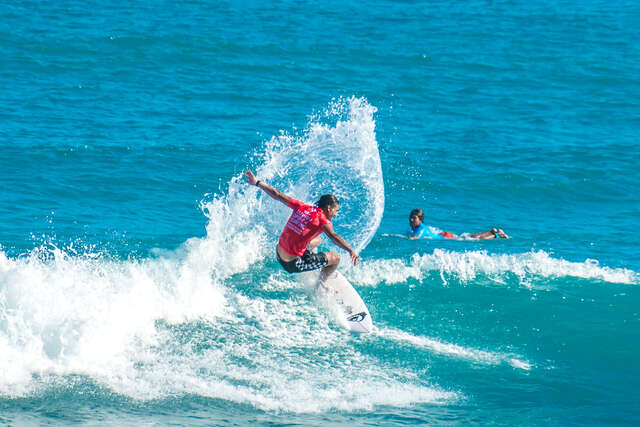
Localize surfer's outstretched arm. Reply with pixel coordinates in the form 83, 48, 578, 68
244, 170, 291, 206
321, 223, 359, 266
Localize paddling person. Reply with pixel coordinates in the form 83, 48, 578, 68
408, 209, 509, 240
244, 170, 359, 280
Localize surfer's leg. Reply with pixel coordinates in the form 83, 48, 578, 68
319, 252, 340, 282
471, 229, 498, 239
497, 228, 509, 238
292, 250, 330, 275
471, 228, 509, 239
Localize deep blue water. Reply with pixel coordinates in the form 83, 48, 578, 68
1, 1, 639, 425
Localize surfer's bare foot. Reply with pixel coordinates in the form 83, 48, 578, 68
316, 280, 330, 293
319, 268, 337, 283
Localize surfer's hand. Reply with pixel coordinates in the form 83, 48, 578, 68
244, 170, 257, 185
349, 250, 359, 266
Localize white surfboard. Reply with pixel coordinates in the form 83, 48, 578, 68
315, 271, 373, 334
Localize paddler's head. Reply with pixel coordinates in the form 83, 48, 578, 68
316, 194, 340, 219
409, 209, 424, 228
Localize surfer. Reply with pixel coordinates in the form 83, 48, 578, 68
244, 170, 359, 280
408, 209, 509, 240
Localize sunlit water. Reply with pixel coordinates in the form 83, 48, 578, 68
1, 1, 639, 425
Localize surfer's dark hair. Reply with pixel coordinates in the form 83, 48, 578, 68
410, 209, 424, 221
315, 194, 339, 209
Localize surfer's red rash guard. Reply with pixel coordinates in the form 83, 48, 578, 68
278, 199, 330, 257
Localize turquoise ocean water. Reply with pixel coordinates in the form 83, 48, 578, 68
1, 1, 639, 425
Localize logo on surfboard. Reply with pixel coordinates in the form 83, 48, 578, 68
347, 312, 368, 323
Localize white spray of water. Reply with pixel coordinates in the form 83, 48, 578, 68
248, 96, 384, 254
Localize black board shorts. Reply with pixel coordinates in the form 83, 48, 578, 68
276, 247, 328, 273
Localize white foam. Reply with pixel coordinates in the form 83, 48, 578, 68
126, 287, 458, 412
0, 245, 228, 394
350, 249, 639, 287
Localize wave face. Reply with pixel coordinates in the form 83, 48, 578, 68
0, 98, 433, 414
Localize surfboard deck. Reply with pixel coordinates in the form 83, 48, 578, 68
315, 271, 373, 334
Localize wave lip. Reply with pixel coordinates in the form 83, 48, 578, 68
351, 249, 640, 287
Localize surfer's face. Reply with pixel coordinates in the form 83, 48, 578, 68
325, 204, 339, 219
409, 214, 422, 228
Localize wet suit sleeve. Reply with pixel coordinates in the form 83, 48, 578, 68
410, 224, 444, 239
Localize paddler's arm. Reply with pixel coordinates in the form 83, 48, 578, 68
244, 169, 291, 206
321, 223, 359, 266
